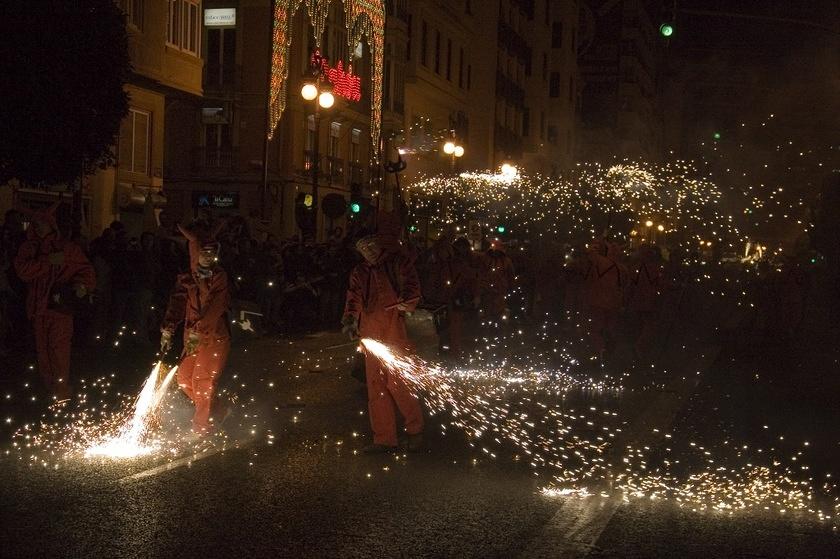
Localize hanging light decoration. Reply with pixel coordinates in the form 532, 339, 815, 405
267, 0, 385, 163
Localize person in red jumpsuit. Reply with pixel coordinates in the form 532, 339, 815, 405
161, 234, 231, 437
480, 240, 515, 322
14, 204, 95, 400
420, 237, 455, 353
448, 238, 479, 356
628, 244, 664, 358
342, 233, 424, 453
584, 237, 626, 360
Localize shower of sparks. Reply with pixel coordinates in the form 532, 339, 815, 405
360, 338, 839, 524
8, 361, 190, 464
85, 362, 178, 459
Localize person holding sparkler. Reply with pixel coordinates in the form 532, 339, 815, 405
480, 239, 515, 322
342, 233, 424, 453
14, 203, 95, 400
584, 237, 627, 361
161, 227, 231, 438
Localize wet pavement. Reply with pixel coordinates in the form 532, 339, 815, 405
1, 312, 839, 558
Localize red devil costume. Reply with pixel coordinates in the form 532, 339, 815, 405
343, 233, 424, 451
480, 240, 515, 321
628, 245, 664, 356
14, 205, 95, 399
584, 238, 626, 356
162, 224, 231, 434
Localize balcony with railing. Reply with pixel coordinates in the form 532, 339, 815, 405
497, 20, 532, 68
349, 162, 364, 185
496, 70, 526, 109
193, 147, 238, 172
327, 156, 345, 186
494, 124, 523, 158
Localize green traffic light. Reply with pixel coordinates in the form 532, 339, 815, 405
659, 23, 674, 37
350, 202, 361, 213
713, 132, 721, 140
496, 225, 506, 233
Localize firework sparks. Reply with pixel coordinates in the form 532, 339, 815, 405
359, 337, 838, 524
85, 362, 178, 459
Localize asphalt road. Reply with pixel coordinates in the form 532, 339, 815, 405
1, 313, 839, 558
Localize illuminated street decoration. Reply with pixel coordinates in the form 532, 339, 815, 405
268, 0, 384, 157
311, 49, 362, 102
408, 162, 744, 251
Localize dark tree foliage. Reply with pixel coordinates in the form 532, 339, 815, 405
0, 0, 131, 186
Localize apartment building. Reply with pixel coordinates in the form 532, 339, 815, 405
85, 0, 205, 235
576, 0, 664, 162
162, 0, 394, 241
398, 0, 579, 179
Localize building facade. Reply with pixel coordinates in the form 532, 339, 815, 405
162, 0, 391, 241
576, 0, 664, 162
0, 0, 204, 237
93, 0, 204, 236
397, 0, 580, 181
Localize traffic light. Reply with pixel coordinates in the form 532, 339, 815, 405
349, 182, 364, 218
496, 225, 506, 234
659, 23, 674, 37
713, 131, 722, 140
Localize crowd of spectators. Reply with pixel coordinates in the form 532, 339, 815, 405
0, 206, 363, 355
0, 203, 820, 362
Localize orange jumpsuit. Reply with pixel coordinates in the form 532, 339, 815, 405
629, 254, 664, 355
585, 245, 625, 354
163, 268, 231, 432
480, 250, 515, 320
14, 212, 95, 398
344, 249, 423, 447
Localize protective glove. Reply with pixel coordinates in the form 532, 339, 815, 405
185, 331, 201, 355
160, 330, 173, 354
341, 315, 359, 340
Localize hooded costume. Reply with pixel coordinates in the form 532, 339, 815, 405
343, 232, 423, 448
14, 204, 95, 398
480, 240, 515, 320
162, 223, 231, 433
584, 238, 626, 355
628, 245, 664, 356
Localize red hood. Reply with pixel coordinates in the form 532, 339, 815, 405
25, 205, 60, 241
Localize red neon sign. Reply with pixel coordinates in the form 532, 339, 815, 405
311, 49, 362, 103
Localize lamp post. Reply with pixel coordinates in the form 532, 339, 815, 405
300, 79, 335, 239
441, 140, 464, 226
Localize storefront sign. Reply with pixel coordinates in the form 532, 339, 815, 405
192, 191, 239, 209
311, 50, 362, 103
204, 8, 236, 27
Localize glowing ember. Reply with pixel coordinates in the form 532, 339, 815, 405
360, 337, 839, 524
85, 362, 178, 459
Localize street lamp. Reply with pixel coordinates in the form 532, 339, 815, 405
301, 78, 335, 240
318, 90, 335, 109
500, 163, 518, 179
441, 139, 465, 226
301, 82, 318, 101
442, 140, 464, 162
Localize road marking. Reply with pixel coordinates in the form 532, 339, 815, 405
118, 438, 254, 484
519, 346, 720, 557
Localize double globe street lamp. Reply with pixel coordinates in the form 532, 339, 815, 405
300, 79, 335, 238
